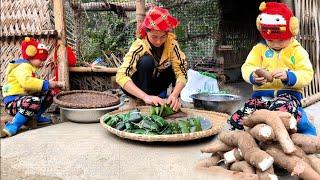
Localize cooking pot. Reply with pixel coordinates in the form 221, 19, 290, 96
190, 93, 241, 114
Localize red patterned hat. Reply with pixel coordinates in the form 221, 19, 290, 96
256, 2, 299, 40
137, 6, 179, 38
21, 37, 49, 61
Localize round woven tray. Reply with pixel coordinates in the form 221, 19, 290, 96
100, 106, 229, 142
54, 90, 120, 109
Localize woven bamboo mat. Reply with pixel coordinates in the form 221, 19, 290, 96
100, 106, 229, 142
0, 0, 53, 37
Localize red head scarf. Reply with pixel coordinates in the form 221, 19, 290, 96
136, 6, 179, 39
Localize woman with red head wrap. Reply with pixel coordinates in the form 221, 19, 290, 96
116, 6, 187, 111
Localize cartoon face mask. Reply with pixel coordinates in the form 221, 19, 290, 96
256, 2, 299, 40
21, 37, 49, 61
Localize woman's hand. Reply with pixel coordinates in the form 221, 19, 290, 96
167, 94, 180, 111
142, 95, 165, 106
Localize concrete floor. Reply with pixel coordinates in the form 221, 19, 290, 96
1, 83, 319, 180
1, 122, 231, 180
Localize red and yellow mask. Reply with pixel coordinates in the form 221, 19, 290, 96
21, 37, 48, 61
256, 2, 299, 40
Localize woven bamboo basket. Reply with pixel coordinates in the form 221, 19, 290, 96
100, 106, 229, 142
69, 72, 115, 91
54, 90, 120, 109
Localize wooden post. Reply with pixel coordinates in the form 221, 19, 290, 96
135, 0, 146, 30
74, 8, 81, 61
53, 0, 70, 90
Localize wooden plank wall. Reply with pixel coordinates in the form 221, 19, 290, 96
0, 0, 76, 87
294, 0, 320, 106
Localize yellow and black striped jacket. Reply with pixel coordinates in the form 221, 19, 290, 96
116, 32, 187, 88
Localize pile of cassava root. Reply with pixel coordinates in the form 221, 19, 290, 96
197, 109, 320, 180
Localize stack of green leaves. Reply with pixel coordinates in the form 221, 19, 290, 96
104, 106, 203, 135
149, 104, 175, 117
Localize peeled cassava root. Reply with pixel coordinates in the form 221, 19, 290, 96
198, 132, 320, 179
264, 143, 311, 166
244, 110, 297, 132
200, 139, 232, 153
196, 153, 258, 180
249, 124, 275, 142
266, 146, 320, 180
278, 113, 297, 133
197, 109, 320, 179
307, 155, 320, 174
243, 109, 296, 154
230, 161, 255, 174
198, 165, 258, 180
196, 154, 221, 168
290, 133, 320, 154
256, 166, 278, 180
219, 130, 274, 171
255, 68, 273, 82
223, 148, 243, 164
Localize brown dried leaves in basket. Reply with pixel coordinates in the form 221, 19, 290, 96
54, 90, 120, 109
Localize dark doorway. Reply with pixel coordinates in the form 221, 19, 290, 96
217, 0, 280, 82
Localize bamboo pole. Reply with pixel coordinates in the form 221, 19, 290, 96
79, 2, 135, 11
71, 2, 153, 12
53, 0, 70, 90
69, 66, 118, 73
313, 0, 320, 94
135, 0, 146, 30
294, 0, 320, 104
74, 8, 81, 61
302, 92, 320, 107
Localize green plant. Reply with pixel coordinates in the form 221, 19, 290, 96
80, 11, 136, 64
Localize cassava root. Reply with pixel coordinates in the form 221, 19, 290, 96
249, 124, 275, 142
291, 133, 320, 154
266, 146, 320, 179
219, 130, 274, 171
243, 109, 296, 154
223, 148, 243, 164
200, 139, 232, 153
230, 161, 255, 174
